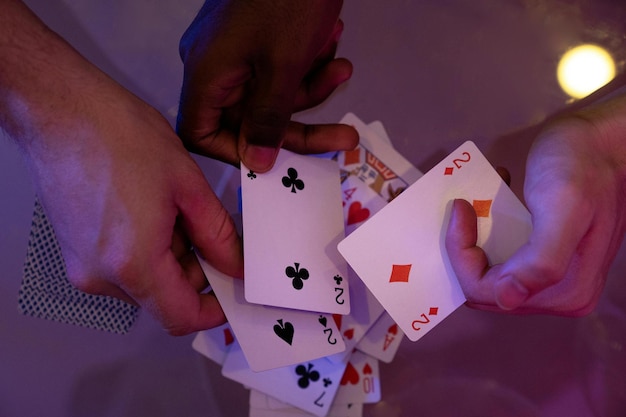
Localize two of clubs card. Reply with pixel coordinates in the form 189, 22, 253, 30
192, 114, 417, 417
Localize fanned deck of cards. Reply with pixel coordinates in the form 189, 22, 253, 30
191, 114, 532, 416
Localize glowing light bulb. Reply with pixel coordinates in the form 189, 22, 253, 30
557, 44, 615, 99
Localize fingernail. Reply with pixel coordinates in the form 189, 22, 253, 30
243, 145, 278, 172
495, 275, 529, 310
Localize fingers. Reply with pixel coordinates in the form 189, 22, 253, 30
282, 121, 358, 156
177, 175, 244, 280
143, 253, 227, 336
238, 64, 303, 172
446, 192, 594, 313
445, 199, 499, 307
176, 67, 248, 163
493, 190, 591, 310
293, 58, 353, 112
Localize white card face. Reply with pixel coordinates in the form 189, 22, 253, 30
222, 340, 347, 417
334, 350, 381, 404
338, 141, 532, 342
355, 311, 404, 364
366, 120, 391, 145
341, 176, 388, 236
249, 390, 364, 417
197, 255, 345, 372
191, 323, 236, 366
326, 273, 385, 364
241, 149, 350, 315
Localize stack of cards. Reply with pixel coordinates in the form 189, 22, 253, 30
193, 115, 420, 416
192, 113, 533, 416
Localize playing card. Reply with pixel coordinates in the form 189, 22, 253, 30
196, 254, 346, 372
191, 322, 236, 365
355, 312, 404, 364
338, 141, 532, 342
326, 274, 385, 364
222, 340, 348, 417
334, 350, 381, 404
366, 120, 391, 145
341, 175, 387, 236
339, 113, 422, 202
241, 149, 350, 315
249, 390, 364, 417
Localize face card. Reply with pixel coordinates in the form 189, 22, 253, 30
196, 254, 345, 372
339, 113, 423, 202
338, 141, 532, 342
334, 350, 381, 404
191, 322, 236, 366
355, 311, 404, 364
222, 340, 348, 417
241, 149, 350, 315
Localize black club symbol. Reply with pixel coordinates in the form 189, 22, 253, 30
295, 363, 320, 389
323, 378, 332, 387
247, 170, 257, 180
333, 275, 343, 285
282, 167, 304, 193
286, 263, 309, 290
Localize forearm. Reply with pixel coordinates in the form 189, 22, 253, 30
0, 0, 126, 155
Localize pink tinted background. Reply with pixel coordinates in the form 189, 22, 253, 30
1, 1, 625, 416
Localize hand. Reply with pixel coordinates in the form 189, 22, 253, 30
30, 92, 242, 335
177, 0, 358, 172
2, 1, 242, 335
445, 92, 626, 316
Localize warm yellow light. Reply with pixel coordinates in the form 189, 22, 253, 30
557, 44, 615, 99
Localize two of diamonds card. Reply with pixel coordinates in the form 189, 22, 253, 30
241, 150, 350, 315
338, 141, 532, 342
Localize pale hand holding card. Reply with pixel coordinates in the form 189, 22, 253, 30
222, 340, 347, 417
241, 149, 350, 315
338, 141, 532, 342
197, 254, 345, 372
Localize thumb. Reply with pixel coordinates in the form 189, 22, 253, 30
238, 66, 302, 172
494, 194, 590, 310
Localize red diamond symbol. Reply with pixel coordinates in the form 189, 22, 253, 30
429, 307, 439, 316
444, 167, 453, 176
389, 264, 412, 283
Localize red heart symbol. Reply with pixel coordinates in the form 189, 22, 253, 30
343, 328, 354, 340
340, 362, 359, 385
347, 201, 370, 225
332, 314, 342, 330
223, 328, 235, 346
362, 363, 373, 375
387, 324, 398, 335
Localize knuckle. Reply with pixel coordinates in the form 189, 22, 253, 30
246, 106, 288, 146
528, 258, 566, 287
65, 268, 104, 296
206, 207, 238, 246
